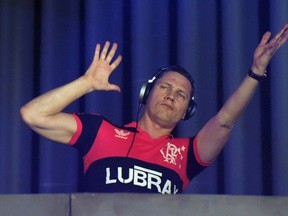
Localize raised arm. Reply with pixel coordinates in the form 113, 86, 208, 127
20, 42, 122, 144
196, 24, 288, 163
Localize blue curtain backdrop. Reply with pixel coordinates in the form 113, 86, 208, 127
0, 0, 287, 195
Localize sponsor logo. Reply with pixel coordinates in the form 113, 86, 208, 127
160, 142, 185, 168
106, 165, 179, 194
114, 128, 130, 139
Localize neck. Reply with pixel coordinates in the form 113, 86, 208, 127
138, 115, 174, 139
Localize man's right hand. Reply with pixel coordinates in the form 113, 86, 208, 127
83, 41, 122, 92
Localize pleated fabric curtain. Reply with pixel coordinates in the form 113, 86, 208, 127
0, 0, 287, 195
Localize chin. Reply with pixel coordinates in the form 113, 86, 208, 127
155, 115, 178, 128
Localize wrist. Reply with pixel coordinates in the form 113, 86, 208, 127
247, 69, 267, 82
79, 76, 95, 93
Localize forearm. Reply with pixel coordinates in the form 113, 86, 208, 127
196, 74, 260, 163
217, 74, 259, 128
21, 76, 93, 121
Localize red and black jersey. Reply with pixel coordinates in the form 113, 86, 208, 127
68, 113, 209, 194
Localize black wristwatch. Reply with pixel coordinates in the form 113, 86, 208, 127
247, 69, 267, 82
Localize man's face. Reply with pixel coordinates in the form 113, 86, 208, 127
145, 71, 192, 128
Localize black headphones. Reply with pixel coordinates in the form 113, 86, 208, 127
139, 66, 197, 120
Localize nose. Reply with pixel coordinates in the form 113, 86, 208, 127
165, 93, 174, 101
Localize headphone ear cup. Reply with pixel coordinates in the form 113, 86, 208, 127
139, 82, 152, 104
184, 100, 197, 120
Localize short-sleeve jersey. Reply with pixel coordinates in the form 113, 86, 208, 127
68, 113, 209, 194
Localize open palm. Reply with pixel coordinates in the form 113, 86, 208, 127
252, 24, 288, 74
84, 41, 122, 92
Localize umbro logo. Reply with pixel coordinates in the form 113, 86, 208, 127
114, 129, 130, 140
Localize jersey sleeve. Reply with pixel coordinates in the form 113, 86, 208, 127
186, 135, 211, 181
69, 113, 104, 156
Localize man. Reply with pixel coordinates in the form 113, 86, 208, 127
21, 24, 288, 194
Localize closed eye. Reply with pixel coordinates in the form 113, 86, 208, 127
177, 91, 187, 100
160, 84, 170, 90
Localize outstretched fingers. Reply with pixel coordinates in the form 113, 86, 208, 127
275, 24, 288, 47
110, 55, 122, 70
108, 83, 121, 92
274, 24, 288, 42
253, 24, 288, 72
105, 43, 118, 62
259, 31, 272, 46
267, 24, 288, 51
86, 41, 123, 92
100, 41, 110, 60
94, 41, 121, 67
93, 44, 101, 62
